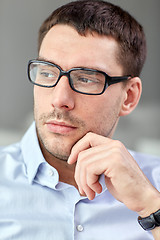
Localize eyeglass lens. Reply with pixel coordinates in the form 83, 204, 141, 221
29, 62, 106, 94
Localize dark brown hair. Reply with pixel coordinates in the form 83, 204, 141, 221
38, 0, 146, 77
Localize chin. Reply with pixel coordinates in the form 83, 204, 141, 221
37, 124, 87, 161
47, 149, 69, 161
39, 136, 73, 161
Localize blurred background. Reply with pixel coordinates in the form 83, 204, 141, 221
0, 0, 160, 156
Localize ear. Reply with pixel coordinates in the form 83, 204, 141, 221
119, 77, 142, 116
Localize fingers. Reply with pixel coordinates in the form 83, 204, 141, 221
68, 132, 111, 164
68, 132, 114, 200
72, 143, 111, 200
75, 149, 103, 199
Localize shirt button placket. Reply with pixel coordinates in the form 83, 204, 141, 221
76, 224, 84, 232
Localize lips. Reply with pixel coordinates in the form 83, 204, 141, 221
45, 120, 77, 134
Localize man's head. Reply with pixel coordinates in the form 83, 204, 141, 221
38, 0, 146, 77
30, 0, 145, 162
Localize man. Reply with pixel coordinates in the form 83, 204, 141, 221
0, 0, 160, 239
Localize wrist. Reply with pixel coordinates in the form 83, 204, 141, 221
137, 190, 160, 231
137, 190, 160, 218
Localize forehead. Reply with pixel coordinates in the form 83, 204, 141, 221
39, 24, 123, 75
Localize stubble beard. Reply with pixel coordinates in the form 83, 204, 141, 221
37, 130, 70, 161
35, 109, 86, 162
34, 103, 120, 162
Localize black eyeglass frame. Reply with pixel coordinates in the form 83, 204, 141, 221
27, 59, 131, 95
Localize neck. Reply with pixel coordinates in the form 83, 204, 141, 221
41, 146, 78, 189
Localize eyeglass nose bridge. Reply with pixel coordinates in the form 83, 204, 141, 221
56, 69, 73, 88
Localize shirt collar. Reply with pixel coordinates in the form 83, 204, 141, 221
21, 122, 45, 184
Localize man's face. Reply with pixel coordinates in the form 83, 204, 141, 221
34, 24, 125, 161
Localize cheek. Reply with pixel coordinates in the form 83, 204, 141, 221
34, 88, 50, 114
80, 94, 122, 136
77, 97, 106, 128
34, 89, 41, 116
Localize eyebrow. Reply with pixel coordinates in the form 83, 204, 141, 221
37, 56, 110, 75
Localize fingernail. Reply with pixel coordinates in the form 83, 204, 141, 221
67, 156, 71, 164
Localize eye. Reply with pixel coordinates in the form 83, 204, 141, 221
73, 72, 100, 84
77, 77, 95, 83
40, 71, 55, 78
35, 65, 59, 86
38, 67, 58, 78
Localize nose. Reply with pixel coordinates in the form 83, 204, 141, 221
51, 76, 75, 110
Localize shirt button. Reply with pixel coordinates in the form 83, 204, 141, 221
48, 169, 54, 177
77, 224, 84, 232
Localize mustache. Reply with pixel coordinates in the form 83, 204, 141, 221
39, 110, 85, 127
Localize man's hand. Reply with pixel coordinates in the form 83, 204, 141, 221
68, 132, 160, 218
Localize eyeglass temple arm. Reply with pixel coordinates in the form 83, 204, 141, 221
108, 76, 131, 86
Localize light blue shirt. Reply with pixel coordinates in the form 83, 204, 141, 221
0, 122, 160, 240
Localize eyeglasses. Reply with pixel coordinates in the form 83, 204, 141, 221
27, 60, 130, 95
